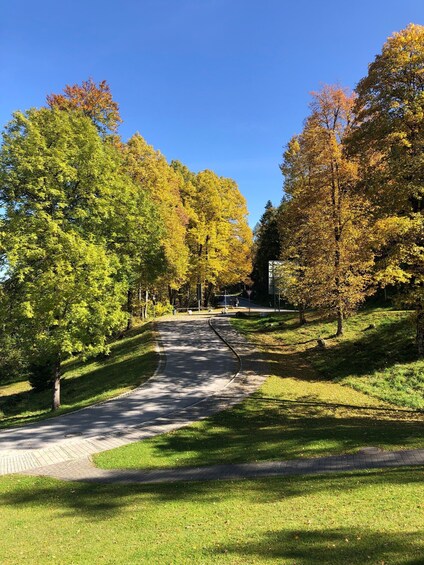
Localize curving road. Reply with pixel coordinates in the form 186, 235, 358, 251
0, 316, 264, 475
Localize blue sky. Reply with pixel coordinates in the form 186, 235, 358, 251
1, 0, 423, 227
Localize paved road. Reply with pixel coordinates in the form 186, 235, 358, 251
0, 316, 266, 475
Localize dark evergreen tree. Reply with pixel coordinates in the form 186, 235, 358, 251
251, 201, 281, 298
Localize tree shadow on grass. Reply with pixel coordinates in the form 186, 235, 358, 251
1, 468, 423, 521
237, 311, 418, 379
308, 316, 418, 381
131, 396, 424, 469
89, 330, 423, 471
213, 526, 424, 565
2, 471, 422, 564
238, 312, 327, 335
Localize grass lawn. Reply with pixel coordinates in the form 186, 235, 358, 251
1, 469, 423, 564
95, 307, 423, 471
0, 322, 158, 428
239, 308, 424, 409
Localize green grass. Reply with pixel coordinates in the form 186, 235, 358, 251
95, 307, 423, 471
0, 322, 158, 428
0, 469, 423, 564
235, 308, 424, 409
95, 374, 423, 470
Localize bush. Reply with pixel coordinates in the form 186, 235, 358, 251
151, 302, 173, 317
0, 334, 29, 385
28, 358, 56, 392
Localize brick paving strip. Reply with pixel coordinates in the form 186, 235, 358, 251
2, 313, 423, 481
21, 446, 424, 483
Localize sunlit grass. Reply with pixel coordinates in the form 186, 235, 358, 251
236, 308, 424, 409
0, 469, 423, 564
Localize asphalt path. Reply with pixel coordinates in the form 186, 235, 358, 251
0, 317, 237, 453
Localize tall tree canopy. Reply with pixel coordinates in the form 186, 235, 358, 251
0, 108, 133, 407
0, 78, 255, 411
348, 23, 424, 354
280, 86, 374, 335
172, 163, 252, 305
123, 134, 189, 300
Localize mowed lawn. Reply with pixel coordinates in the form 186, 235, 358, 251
0, 322, 158, 428
95, 308, 424, 471
248, 307, 424, 409
1, 469, 423, 564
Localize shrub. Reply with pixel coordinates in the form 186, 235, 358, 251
0, 334, 29, 385
28, 358, 56, 392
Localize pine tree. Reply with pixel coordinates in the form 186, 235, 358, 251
251, 201, 281, 299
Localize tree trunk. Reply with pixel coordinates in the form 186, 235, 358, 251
168, 285, 176, 306
336, 307, 343, 337
417, 308, 424, 357
126, 289, 134, 330
52, 360, 61, 411
299, 305, 307, 325
205, 282, 214, 307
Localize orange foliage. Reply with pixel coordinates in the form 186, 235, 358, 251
47, 78, 122, 133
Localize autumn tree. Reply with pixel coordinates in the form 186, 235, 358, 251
172, 164, 252, 306
348, 24, 424, 354
47, 78, 122, 135
277, 158, 319, 325
280, 86, 374, 335
215, 176, 252, 290
123, 134, 189, 308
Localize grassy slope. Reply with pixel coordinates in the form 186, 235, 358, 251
1, 469, 423, 564
0, 322, 158, 428
95, 308, 423, 471
253, 308, 424, 409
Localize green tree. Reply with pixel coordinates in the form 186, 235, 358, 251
47, 82, 165, 324
2, 230, 126, 409
0, 108, 131, 408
